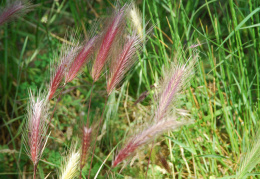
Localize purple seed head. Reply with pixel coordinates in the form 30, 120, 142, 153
91, 6, 126, 82
65, 36, 97, 83
48, 39, 81, 100
107, 33, 141, 95
154, 53, 198, 122
23, 89, 49, 166
113, 119, 188, 167
0, 0, 33, 26
80, 126, 92, 169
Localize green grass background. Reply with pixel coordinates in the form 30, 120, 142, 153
0, 0, 260, 178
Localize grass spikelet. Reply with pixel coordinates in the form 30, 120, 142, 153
236, 128, 260, 179
23, 89, 49, 178
158, 153, 171, 173
48, 35, 81, 100
154, 52, 198, 122
80, 126, 92, 170
0, 0, 33, 26
107, 33, 142, 95
128, 3, 143, 40
65, 36, 97, 83
91, 5, 126, 82
59, 143, 80, 179
23, 89, 48, 165
112, 119, 190, 167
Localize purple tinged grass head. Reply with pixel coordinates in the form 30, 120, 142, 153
0, 0, 33, 26
107, 33, 142, 95
158, 154, 171, 174
113, 119, 189, 167
113, 51, 198, 167
91, 6, 126, 82
80, 126, 92, 170
154, 53, 198, 122
65, 36, 97, 83
48, 38, 81, 100
23, 89, 49, 166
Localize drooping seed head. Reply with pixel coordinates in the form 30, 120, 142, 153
91, 6, 126, 82
0, 0, 33, 26
154, 53, 198, 122
48, 37, 81, 100
65, 36, 97, 83
113, 119, 189, 167
107, 33, 142, 95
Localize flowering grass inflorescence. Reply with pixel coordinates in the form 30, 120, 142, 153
23, 90, 49, 179
0, 0, 33, 26
113, 52, 198, 167
59, 143, 80, 179
155, 53, 198, 122
107, 33, 142, 95
65, 36, 97, 83
21, 1, 177, 177
48, 39, 81, 100
80, 126, 92, 170
91, 6, 126, 82
113, 119, 190, 167
24, 90, 48, 165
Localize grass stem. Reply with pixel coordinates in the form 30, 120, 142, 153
88, 97, 108, 179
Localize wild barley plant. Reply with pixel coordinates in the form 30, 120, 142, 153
52, 3, 147, 178
22, 2, 150, 178
59, 143, 81, 179
48, 36, 82, 100
91, 6, 126, 82
85, 4, 145, 178
113, 52, 198, 168
112, 119, 191, 167
65, 36, 97, 83
49, 34, 98, 179
46, 31, 97, 132
23, 90, 49, 179
79, 125, 93, 178
22, 31, 95, 178
129, 4, 143, 40
236, 127, 260, 179
0, 0, 33, 26
155, 54, 198, 122
107, 33, 142, 95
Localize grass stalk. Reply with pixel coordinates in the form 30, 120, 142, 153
79, 81, 94, 179
88, 97, 108, 179
46, 84, 66, 134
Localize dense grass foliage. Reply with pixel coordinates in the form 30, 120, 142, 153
0, 0, 260, 178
